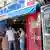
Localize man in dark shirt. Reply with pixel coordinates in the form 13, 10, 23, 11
15, 29, 20, 50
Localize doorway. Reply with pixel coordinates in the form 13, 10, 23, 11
7, 16, 26, 50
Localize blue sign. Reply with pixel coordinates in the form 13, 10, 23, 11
0, 0, 25, 15
0, 0, 37, 18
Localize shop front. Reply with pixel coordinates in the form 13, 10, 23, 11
0, 1, 38, 50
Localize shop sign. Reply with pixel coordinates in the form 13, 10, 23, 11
25, 0, 36, 7
0, 0, 25, 15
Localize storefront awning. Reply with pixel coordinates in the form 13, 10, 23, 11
0, 2, 38, 20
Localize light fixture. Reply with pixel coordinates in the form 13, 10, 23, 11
13, 19, 16, 22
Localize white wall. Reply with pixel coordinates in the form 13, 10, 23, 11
0, 0, 4, 7
0, 0, 17, 7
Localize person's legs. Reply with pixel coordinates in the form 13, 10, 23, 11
20, 39, 25, 50
12, 41, 16, 50
8, 41, 12, 50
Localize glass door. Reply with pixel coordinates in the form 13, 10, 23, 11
41, 4, 50, 50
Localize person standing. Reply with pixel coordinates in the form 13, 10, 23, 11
19, 28, 25, 50
15, 29, 20, 50
5, 26, 16, 50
